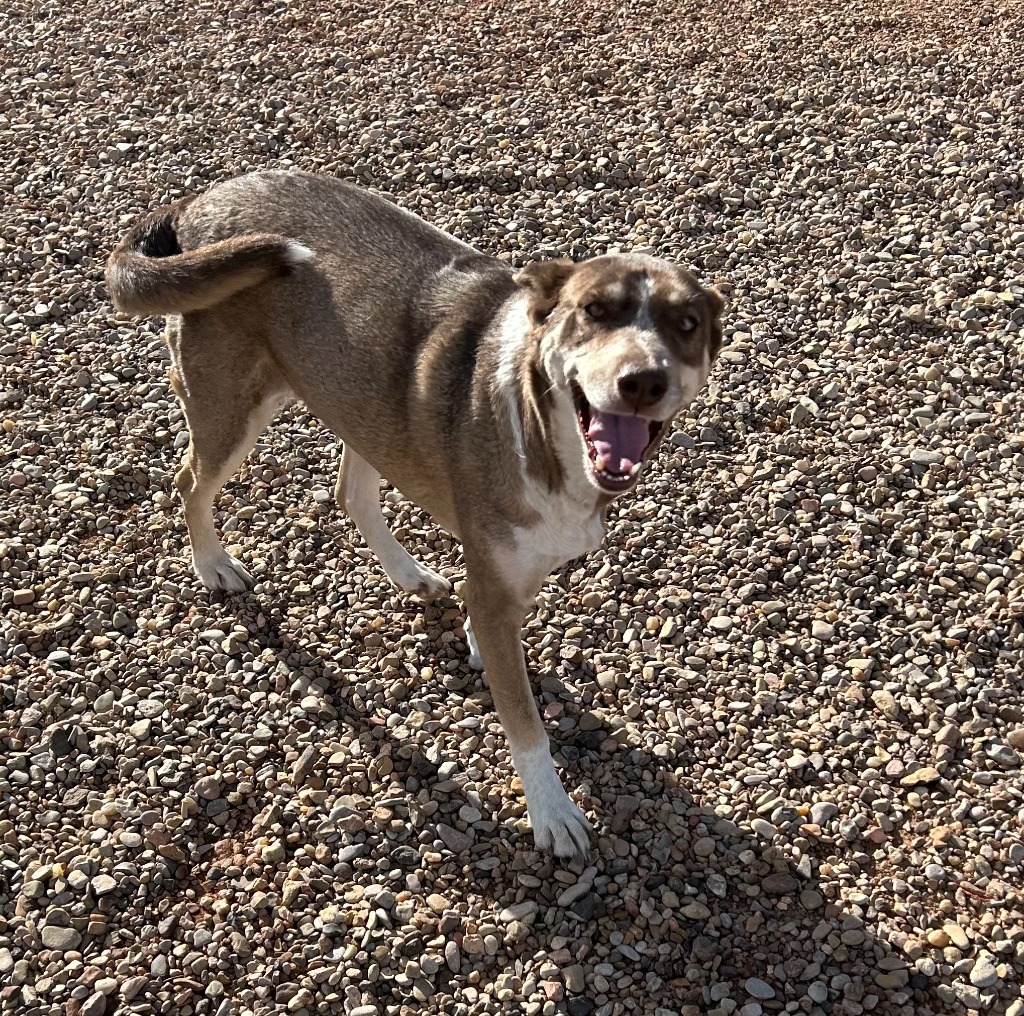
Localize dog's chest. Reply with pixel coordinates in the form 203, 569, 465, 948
512, 480, 605, 575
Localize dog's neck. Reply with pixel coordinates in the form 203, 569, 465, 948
495, 303, 609, 515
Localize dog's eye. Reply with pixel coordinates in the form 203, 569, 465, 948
678, 314, 699, 333
583, 302, 606, 320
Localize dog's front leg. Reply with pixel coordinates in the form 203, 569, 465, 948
463, 552, 592, 858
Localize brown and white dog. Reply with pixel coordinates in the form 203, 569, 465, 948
106, 172, 724, 856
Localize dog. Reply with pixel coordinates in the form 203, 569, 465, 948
106, 171, 724, 856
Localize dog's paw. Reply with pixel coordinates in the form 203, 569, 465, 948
393, 563, 451, 601
516, 744, 593, 857
194, 551, 254, 594
529, 792, 593, 858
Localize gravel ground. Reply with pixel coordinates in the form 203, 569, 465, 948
2, 1, 1024, 1014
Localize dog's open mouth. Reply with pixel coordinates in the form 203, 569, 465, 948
572, 383, 667, 493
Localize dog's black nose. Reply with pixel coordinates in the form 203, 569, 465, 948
618, 368, 668, 410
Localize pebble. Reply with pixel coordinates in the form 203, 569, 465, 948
91, 874, 117, 895
499, 901, 538, 923
944, 922, 971, 950
40, 926, 81, 951
80, 992, 108, 1016
761, 873, 798, 894
871, 689, 900, 720
436, 824, 474, 853
195, 776, 222, 799
744, 978, 775, 1000
970, 953, 999, 988
807, 982, 828, 1004
900, 767, 941, 787
985, 741, 1021, 768
809, 802, 838, 825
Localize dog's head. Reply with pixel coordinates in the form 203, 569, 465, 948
514, 253, 724, 495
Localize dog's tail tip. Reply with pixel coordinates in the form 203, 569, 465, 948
284, 240, 315, 265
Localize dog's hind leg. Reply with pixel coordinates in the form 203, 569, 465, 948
169, 325, 286, 593
338, 447, 451, 600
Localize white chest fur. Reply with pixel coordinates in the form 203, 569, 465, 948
514, 482, 605, 571
503, 404, 606, 592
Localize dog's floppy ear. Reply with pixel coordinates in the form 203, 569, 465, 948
703, 285, 726, 359
513, 259, 576, 324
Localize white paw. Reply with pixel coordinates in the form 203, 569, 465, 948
465, 617, 483, 670
529, 789, 593, 858
194, 550, 254, 593
514, 743, 592, 857
391, 562, 451, 600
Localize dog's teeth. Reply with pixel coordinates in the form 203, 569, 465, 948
594, 454, 607, 472
629, 463, 642, 477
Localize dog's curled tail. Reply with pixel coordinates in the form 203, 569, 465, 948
105, 200, 314, 317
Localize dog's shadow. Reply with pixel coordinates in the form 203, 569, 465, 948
167, 588, 951, 1016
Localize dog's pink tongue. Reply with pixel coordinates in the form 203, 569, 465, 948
587, 411, 649, 474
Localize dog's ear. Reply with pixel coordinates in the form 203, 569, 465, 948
513, 259, 576, 324
703, 285, 726, 360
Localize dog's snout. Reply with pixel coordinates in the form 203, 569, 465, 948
617, 368, 668, 411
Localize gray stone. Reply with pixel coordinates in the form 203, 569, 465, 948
744, 977, 775, 1000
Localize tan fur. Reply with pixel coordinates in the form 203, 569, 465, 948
107, 171, 724, 857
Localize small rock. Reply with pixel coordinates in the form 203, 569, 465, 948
692, 836, 716, 857
261, 840, 286, 864
800, 889, 823, 909
292, 743, 321, 783
91, 874, 117, 895
970, 953, 999, 988
985, 741, 1020, 768
952, 982, 984, 1009
120, 976, 148, 1001
499, 900, 538, 923
809, 802, 838, 825
900, 767, 940, 787
811, 620, 834, 640
807, 982, 828, 1003
610, 794, 643, 833
871, 689, 900, 720
129, 718, 151, 739
744, 977, 775, 1000
943, 922, 970, 950
195, 776, 221, 800
761, 873, 798, 894
41, 926, 82, 951
436, 823, 474, 853
80, 991, 108, 1016
563, 964, 585, 993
